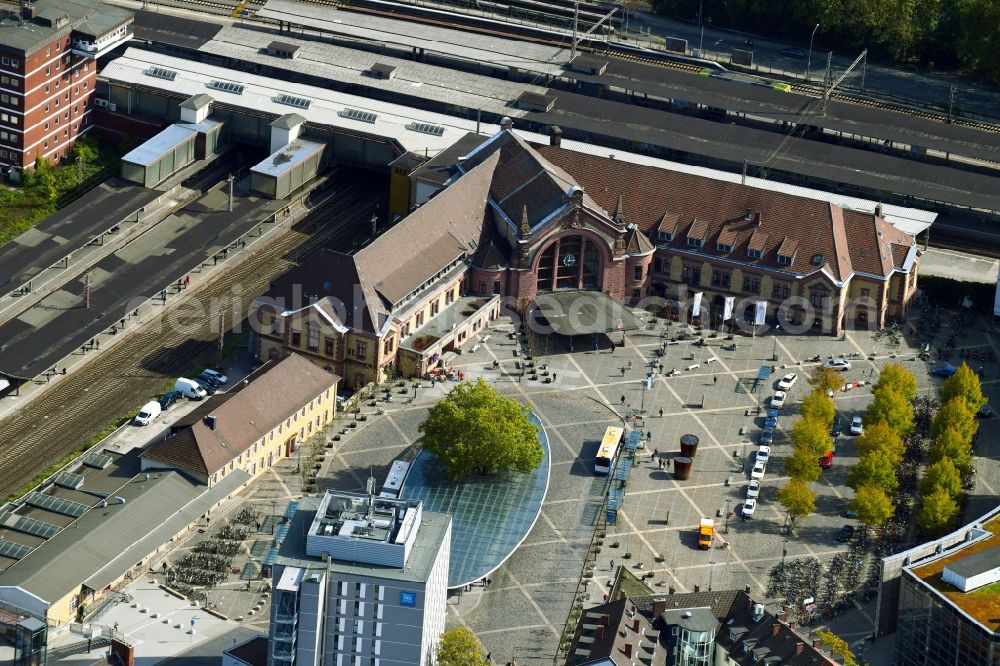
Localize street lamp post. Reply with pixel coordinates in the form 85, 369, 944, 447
782, 537, 788, 565
708, 557, 716, 591
697, 0, 704, 56
271, 499, 277, 536
771, 325, 781, 362
724, 499, 731, 534
806, 23, 819, 81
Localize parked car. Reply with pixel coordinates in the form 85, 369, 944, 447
836, 525, 856, 543
133, 401, 162, 426
931, 364, 957, 377
764, 414, 778, 429
201, 368, 229, 384
742, 498, 757, 518
777, 373, 798, 391
760, 426, 775, 446
781, 47, 806, 58
747, 479, 760, 498
757, 445, 771, 465
159, 390, 181, 411
824, 359, 852, 371
174, 377, 207, 400
819, 452, 834, 469
751, 461, 766, 480
850, 415, 864, 435
195, 372, 223, 388
831, 413, 844, 437
844, 508, 859, 519
193, 377, 217, 395
978, 404, 993, 418
770, 391, 787, 409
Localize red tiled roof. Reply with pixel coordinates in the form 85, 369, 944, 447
533, 143, 915, 283
687, 217, 708, 240
717, 224, 739, 248
747, 228, 769, 252
657, 211, 681, 236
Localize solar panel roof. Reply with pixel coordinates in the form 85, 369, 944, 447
25, 491, 89, 518
400, 412, 550, 588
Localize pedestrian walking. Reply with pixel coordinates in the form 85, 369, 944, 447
552, 372, 557, 381
658, 408, 663, 418
610, 559, 615, 570
713, 375, 718, 385
486, 654, 492, 662
621, 395, 626, 405
647, 430, 652, 441
113, 623, 118, 632
659, 363, 664, 374
621, 367, 626, 377
628, 360, 633, 370
653, 448, 658, 458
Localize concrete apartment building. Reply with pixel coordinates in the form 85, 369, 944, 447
269, 490, 451, 666
141, 353, 339, 486
256, 128, 921, 384
0, 0, 133, 176
878, 505, 1000, 666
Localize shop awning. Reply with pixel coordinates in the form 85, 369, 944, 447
531, 291, 645, 336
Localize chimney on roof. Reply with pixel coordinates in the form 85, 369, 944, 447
550, 125, 563, 147
668, 587, 675, 595
206, 415, 218, 430
500, 117, 513, 131
788, 622, 796, 630
744, 207, 753, 221
777, 612, 787, 622
875, 203, 883, 218
601, 614, 610, 627
623, 644, 633, 659
754, 211, 762, 226
813, 639, 822, 649
595, 625, 605, 640
694, 585, 700, 593
744, 585, 751, 594
633, 618, 640, 632
772, 623, 781, 637
795, 643, 805, 656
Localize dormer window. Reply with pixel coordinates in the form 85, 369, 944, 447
687, 237, 703, 248
658, 231, 673, 242
716, 243, 733, 253
777, 254, 792, 265
748, 248, 763, 260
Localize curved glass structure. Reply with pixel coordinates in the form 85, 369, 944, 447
400, 412, 550, 588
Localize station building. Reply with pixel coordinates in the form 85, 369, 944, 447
0, 0, 133, 175
141, 353, 339, 486
256, 127, 924, 385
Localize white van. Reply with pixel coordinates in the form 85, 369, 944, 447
134, 401, 162, 426
174, 377, 208, 400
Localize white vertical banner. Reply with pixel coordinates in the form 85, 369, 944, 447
723, 296, 735, 321
692, 292, 703, 317
754, 300, 768, 326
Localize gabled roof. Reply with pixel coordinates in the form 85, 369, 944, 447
354, 150, 501, 306
179, 93, 213, 110
533, 143, 916, 283
716, 224, 739, 248
565, 598, 657, 666
142, 354, 338, 479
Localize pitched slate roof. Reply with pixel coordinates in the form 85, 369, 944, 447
142, 354, 338, 479
533, 144, 916, 284
623, 224, 655, 256
565, 598, 658, 666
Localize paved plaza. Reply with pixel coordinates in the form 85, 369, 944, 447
51, 308, 1000, 666
324, 309, 1000, 664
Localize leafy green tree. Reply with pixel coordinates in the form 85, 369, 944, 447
931, 398, 977, 445
947, 0, 1000, 83
855, 421, 905, 468
940, 363, 987, 414
419, 379, 542, 482
437, 628, 487, 666
917, 487, 960, 535
919, 459, 962, 499
800, 390, 835, 429
851, 482, 894, 530
809, 366, 842, 395
847, 455, 899, 496
874, 363, 917, 402
783, 446, 822, 483
70, 135, 99, 165
790, 416, 832, 458
815, 629, 859, 666
864, 386, 914, 436
29, 157, 57, 205
777, 478, 816, 533
927, 426, 973, 475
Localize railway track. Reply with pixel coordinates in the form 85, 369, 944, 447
0, 170, 382, 500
